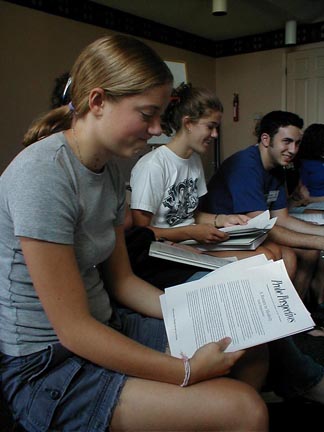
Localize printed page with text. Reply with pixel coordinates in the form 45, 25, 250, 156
160, 258, 314, 358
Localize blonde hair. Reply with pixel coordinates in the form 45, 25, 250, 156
23, 34, 173, 147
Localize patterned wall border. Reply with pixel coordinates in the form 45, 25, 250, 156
4, 0, 324, 58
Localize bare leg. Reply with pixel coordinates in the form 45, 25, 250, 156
292, 248, 319, 300
264, 244, 297, 281
110, 376, 268, 431
280, 246, 297, 281
304, 375, 324, 404
231, 344, 269, 391
310, 252, 324, 305
290, 248, 324, 336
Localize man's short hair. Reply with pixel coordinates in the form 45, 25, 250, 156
255, 110, 304, 142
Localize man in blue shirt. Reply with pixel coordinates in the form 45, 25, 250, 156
203, 143, 287, 215
202, 111, 324, 316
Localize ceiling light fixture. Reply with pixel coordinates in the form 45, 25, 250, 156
212, 0, 227, 16
285, 20, 297, 45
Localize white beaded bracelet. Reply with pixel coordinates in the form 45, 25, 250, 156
180, 353, 190, 387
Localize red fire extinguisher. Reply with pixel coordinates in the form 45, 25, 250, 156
233, 93, 239, 122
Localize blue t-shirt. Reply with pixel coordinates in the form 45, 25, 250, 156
300, 159, 324, 197
202, 145, 287, 214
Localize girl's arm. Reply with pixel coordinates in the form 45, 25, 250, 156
19, 235, 243, 385
132, 208, 228, 243
132, 208, 249, 244
100, 225, 163, 318
195, 211, 250, 227
19, 235, 181, 381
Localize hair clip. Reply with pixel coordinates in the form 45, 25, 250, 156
68, 101, 75, 112
62, 77, 72, 103
170, 96, 180, 103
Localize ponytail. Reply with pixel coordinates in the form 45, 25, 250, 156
22, 105, 73, 147
22, 34, 173, 147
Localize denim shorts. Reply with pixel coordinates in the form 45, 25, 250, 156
0, 308, 167, 432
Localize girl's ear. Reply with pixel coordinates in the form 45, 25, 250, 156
260, 133, 271, 148
182, 116, 193, 133
88, 88, 106, 115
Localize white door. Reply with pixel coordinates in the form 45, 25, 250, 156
287, 47, 324, 126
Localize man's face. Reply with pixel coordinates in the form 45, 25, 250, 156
264, 125, 302, 168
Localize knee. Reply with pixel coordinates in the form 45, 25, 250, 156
267, 242, 282, 260
230, 385, 269, 431
258, 246, 278, 261
243, 392, 269, 431
203, 379, 268, 431
259, 241, 282, 261
246, 395, 269, 431
281, 247, 297, 280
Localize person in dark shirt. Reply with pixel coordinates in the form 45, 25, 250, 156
202, 111, 324, 311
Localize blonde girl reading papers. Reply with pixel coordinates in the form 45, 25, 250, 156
0, 35, 269, 431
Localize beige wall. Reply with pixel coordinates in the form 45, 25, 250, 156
215, 49, 287, 162
0, 1, 216, 178
1, 2, 323, 182
215, 42, 324, 164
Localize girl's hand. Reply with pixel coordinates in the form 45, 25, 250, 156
298, 184, 310, 204
190, 224, 229, 244
216, 214, 250, 228
189, 337, 245, 384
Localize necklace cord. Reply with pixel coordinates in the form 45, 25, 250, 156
72, 127, 84, 165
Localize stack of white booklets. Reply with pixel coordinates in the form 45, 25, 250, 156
149, 241, 237, 270
160, 255, 314, 358
219, 209, 277, 235
192, 210, 276, 251
196, 231, 268, 251
150, 211, 277, 262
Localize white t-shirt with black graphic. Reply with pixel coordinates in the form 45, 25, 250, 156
130, 145, 207, 228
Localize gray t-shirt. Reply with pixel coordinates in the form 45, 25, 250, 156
0, 132, 125, 356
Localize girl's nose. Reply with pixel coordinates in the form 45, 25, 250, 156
148, 117, 163, 136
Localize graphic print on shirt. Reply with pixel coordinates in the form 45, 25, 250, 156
266, 190, 279, 206
162, 178, 199, 226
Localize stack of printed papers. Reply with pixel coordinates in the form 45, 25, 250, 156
219, 210, 277, 236
160, 255, 314, 358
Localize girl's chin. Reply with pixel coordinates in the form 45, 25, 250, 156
132, 149, 143, 155
199, 143, 210, 153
